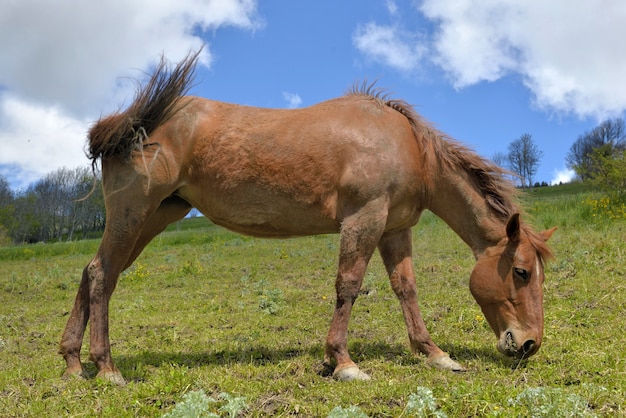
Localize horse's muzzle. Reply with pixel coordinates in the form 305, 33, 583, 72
498, 330, 539, 358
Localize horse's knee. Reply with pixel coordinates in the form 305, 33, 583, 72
335, 278, 362, 301
87, 258, 103, 281
335, 261, 368, 297
389, 272, 417, 299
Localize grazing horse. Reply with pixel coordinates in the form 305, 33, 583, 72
60, 51, 555, 384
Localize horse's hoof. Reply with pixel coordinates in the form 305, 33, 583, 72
426, 354, 466, 372
62, 368, 88, 380
333, 365, 371, 381
96, 371, 127, 386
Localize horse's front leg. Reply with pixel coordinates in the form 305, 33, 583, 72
378, 228, 465, 372
324, 255, 372, 381
324, 202, 387, 381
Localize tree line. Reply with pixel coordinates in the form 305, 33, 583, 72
0, 167, 105, 245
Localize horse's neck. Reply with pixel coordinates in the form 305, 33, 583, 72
426, 170, 506, 258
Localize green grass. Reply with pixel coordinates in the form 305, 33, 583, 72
1, 184, 625, 416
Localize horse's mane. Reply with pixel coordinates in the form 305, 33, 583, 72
347, 83, 518, 220
87, 50, 201, 166
347, 84, 553, 261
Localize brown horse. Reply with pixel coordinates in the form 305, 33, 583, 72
60, 51, 555, 384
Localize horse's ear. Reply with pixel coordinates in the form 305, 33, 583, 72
541, 226, 557, 242
506, 213, 521, 243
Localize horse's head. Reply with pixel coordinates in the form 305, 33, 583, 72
470, 214, 556, 359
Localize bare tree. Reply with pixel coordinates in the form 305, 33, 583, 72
34, 168, 73, 240
66, 167, 104, 240
491, 152, 508, 169
507, 133, 543, 188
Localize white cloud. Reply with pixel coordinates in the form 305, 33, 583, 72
418, 0, 626, 119
0, 94, 88, 189
0, 0, 260, 189
353, 22, 426, 73
551, 168, 577, 185
385, 0, 399, 16
418, 0, 522, 87
282, 92, 302, 109
354, 1, 626, 120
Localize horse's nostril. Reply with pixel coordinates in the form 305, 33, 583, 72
505, 331, 515, 349
522, 339, 536, 354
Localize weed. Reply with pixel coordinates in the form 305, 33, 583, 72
325, 388, 448, 417
402, 387, 448, 418
258, 287, 284, 315
180, 260, 204, 276
328, 405, 369, 418
584, 196, 626, 220
161, 390, 247, 418
123, 262, 150, 282
162, 390, 217, 417
508, 386, 598, 417
242, 277, 286, 315
216, 392, 248, 418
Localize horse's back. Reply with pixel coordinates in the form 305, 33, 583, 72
161, 96, 426, 236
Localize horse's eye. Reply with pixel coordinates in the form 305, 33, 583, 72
513, 267, 529, 281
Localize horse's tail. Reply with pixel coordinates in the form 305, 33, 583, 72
87, 49, 201, 166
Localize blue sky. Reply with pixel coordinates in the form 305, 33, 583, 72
2, 0, 626, 190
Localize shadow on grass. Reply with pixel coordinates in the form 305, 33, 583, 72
111, 340, 523, 381
439, 342, 533, 371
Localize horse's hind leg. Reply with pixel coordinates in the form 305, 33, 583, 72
324, 199, 387, 381
59, 266, 91, 378
377, 228, 465, 372
59, 195, 191, 383
59, 222, 138, 384
121, 196, 192, 271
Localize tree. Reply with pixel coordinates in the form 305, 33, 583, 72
66, 167, 105, 240
10, 191, 40, 243
0, 175, 14, 245
33, 169, 72, 241
588, 146, 626, 202
507, 134, 543, 188
566, 118, 626, 180
0, 175, 12, 204
491, 152, 508, 169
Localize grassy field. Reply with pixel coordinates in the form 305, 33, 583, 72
1, 184, 625, 417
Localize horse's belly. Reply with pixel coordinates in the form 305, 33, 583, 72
179, 185, 341, 238
205, 208, 341, 238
